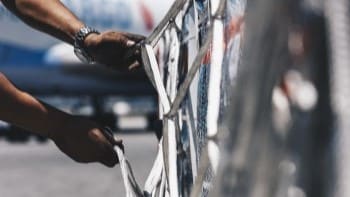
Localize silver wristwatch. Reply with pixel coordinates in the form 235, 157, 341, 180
73, 26, 100, 64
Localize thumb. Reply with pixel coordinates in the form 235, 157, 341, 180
102, 127, 124, 152
125, 33, 146, 42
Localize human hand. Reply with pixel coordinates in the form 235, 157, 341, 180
84, 31, 145, 71
50, 115, 123, 167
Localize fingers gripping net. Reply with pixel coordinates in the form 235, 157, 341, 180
115, 0, 245, 196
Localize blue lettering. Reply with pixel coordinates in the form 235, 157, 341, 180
113, 1, 131, 28
59, 0, 132, 29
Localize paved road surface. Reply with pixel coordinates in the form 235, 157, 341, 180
0, 132, 158, 197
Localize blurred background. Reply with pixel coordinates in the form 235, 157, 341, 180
0, 133, 158, 197
0, 0, 174, 196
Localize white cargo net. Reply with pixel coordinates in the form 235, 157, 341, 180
114, 0, 245, 196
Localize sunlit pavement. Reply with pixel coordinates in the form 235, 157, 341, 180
0, 132, 158, 197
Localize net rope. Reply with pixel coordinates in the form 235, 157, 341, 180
114, 0, 246, 196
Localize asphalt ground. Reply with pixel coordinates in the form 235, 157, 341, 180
0, 132, 158, 197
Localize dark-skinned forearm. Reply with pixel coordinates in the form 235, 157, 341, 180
1, 0, 84, 44
0, 73, 72, 138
